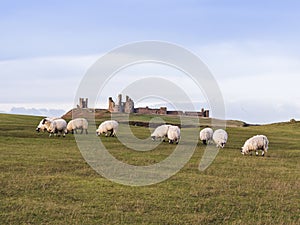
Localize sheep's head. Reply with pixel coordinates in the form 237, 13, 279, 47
36, 126, 47, 132
241, 147, 248, 155
96, 129, 101, 136
36, 119, 47, 132
220, 142, 226, 148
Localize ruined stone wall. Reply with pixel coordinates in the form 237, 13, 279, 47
124, 96, 134, 113
135, 106, 167, 115
78, 98, 88, 108
107, 94, 209, 117
108, 97, 115, 112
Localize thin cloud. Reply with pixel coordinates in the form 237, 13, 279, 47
0, 55, 99, 104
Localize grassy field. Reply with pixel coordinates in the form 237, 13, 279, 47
0, 113, 299, 224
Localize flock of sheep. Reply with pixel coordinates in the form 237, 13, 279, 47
199, 127, 269, 156
36, 117, 88, 136
36, 117, 269, 156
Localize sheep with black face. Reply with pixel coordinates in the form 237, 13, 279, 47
213, 129, 228, 148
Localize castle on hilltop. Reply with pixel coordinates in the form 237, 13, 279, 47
107, 94, 209, 117
76, 95, 209, 117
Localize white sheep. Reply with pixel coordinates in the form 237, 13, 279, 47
241, 135, 269, 156
96, 120, 119, 137
213, 129, 228, 148
150, 124, 171, 141
67, 118, 88, 134
199, 127, 214, 145
167, 125, 180, 144
44, 118, 67, 137
36, 117, 59, 132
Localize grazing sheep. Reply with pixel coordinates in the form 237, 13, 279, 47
167, 125, 180, 144
241, 135, 269, 156
151, 124, 171, 141
36, 117, 59, 132
199, 127, 214, 145
44, 118, 67, 137
213, 129, 228, 148
96, 120, 119, 137
67, 118, 88, 134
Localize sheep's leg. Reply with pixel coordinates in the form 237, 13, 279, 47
106, 129, 113, 137
255, 150, 259, 156
85, 129, 88, 134
80, 128, 83, 134
110, 129, 114, 137
262, 150, 265, 156
163, 135, 168, 142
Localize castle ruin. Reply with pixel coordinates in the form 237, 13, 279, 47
108, 94, 134, 113
77, 98, 88, 108
107, 94, 209, 117
76, 96, 209, 117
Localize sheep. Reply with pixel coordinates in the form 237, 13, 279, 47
167, 125, 180, 144
213, 129, 228, 148
199, 127, 213, 145
36, 117, 59, 132
241, 135, 269, 156
44, 118, 67, 137
150, 124, 171, 141
67, 118, 88, 134
96, 120, 119, 137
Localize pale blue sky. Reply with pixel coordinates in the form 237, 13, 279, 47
1, 0, 300, 123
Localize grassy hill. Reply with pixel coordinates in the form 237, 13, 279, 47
62, 108, 249, 128
0, 113, 299, 224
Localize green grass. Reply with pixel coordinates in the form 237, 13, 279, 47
0, 113, 299, 224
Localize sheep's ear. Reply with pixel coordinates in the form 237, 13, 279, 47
42, 119, 46, 124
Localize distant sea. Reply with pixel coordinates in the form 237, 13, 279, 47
7, 107, 66, 117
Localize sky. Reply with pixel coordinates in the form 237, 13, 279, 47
0, 0, 300, 124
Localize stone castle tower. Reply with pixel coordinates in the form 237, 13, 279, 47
124, 95, 134, 113
108, 97, 115, 112
108, 94, 134, 113
78, 98, 88, 108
